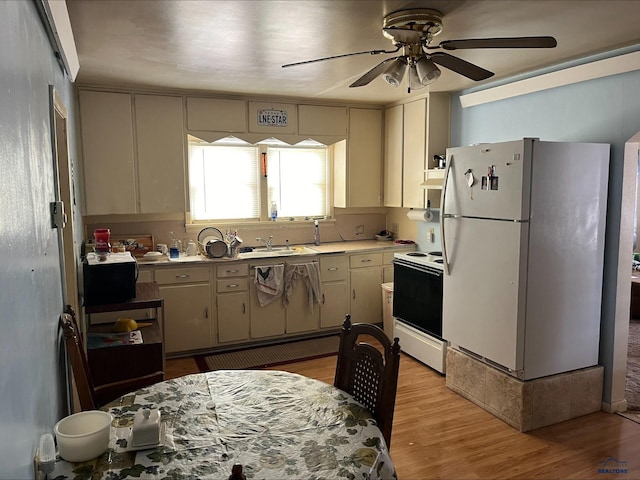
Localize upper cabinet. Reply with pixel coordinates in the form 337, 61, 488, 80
298, 105, 347, 137
383, 104, 403, 208
79, 90, 186, 215
186, 97, 246, 132
79, 90, 137, 215
135, 94, 186, 213
334, 108, 383, 208
384, 93, 450, 209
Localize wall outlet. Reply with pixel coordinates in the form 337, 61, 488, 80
392, 223, 399, 235
428, 227, 435, 243
356, 225, 364, 235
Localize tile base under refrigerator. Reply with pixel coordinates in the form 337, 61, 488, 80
394, 320, 446, 374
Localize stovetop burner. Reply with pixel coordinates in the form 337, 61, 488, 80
394, 251, 444, 270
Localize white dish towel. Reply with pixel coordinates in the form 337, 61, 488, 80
254, 264, 285, 307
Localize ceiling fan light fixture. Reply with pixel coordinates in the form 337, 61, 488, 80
408, 65, 427, 90
415, 56, 441, 85
382, 58, 406, 87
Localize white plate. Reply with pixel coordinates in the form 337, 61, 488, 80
143, 251, 162, 258
124, 422, 167, 452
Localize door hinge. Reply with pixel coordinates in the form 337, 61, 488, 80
50, 201, 66, 229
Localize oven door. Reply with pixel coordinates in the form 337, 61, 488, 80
392, 259, 443, 338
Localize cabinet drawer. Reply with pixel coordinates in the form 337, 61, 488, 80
155, 267, 209, 284
320, 255, 348, 282
217, 263, 249, 278
217, 278, 249, 293
349, 252, 383, 268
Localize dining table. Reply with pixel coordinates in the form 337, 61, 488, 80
50, 369, 397, 479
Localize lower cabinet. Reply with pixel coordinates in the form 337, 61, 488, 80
349, 252, 383, 324
319, 254, 349, 328
216, 263, 250, 343
157, 278, 212, 354
249, 260, 287, 339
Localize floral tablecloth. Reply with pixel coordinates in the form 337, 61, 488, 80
51, 370, 397, 479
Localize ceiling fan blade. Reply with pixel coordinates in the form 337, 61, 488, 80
430, 52, 494, 81
349, 56, 403, 87
282, 47, 399, 68
382, 27, 423, 45
436, 36, 557, 50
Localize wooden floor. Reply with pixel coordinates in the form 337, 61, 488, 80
166, 353, 640, 479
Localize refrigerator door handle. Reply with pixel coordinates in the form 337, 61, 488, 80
441, 155, 453, 275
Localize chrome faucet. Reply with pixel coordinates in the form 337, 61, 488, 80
256, 236, 274, 251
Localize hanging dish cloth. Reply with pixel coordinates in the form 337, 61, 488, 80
283, 262, 322, 313
254, 264, 284, 307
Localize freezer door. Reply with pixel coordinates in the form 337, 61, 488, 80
443, 140, 532, 221
442, 216, 529, 372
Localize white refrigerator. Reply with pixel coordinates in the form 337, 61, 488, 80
441, 138, 609, 380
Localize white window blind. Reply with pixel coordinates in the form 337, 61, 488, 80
267, 147, 328, 218
189, 144, 259, 221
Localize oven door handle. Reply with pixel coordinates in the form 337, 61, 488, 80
440, 154, 453, 275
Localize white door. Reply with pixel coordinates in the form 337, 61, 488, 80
442, 216, 529, 372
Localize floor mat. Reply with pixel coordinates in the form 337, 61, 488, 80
195, 335, 340, 372
626, 319, 640, 411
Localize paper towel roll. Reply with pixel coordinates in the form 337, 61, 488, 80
407, 209, 439, 222
407, 209, 428, 221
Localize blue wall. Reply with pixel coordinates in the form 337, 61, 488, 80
449, 64, 640, 404
0, 1, 77, 477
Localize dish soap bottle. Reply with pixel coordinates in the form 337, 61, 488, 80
270, 201, 278, 221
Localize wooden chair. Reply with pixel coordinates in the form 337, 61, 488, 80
334, 314, 401, 448
60, 306, 164, 410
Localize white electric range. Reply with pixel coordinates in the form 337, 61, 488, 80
392, 251, 447, 374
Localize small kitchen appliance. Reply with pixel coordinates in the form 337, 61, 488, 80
441, 138, 609, 380
83, 251, 137, 306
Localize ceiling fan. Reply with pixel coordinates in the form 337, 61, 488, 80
282, 8, 557, 92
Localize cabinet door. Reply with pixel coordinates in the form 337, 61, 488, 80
384, 105, 403, 207
218, 292, 250, 343
298, 105, 347, 136
320, 281, 348, 328
79, 90, 136, 214
159, 283, 211, 353
286, 281, 320, 334
350, 267, 383, 324
186, 97, 247, 132
135, 94, 186, 213
249, 280, 286, 338
347, 108, 383, 207
403, 99, 427, 208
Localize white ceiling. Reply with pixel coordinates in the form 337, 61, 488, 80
66, 0, 640, 105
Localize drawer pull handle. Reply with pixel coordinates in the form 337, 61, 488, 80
353, 289, 356, 300
328, 267, 338, 271
227, 284, 239, 288
361, 259, 371, 263
176, 274, 190, 278
322, 294, 326, 305
227, 269, 239, 274
242, 303, 246, 314
204, 307, 208, 319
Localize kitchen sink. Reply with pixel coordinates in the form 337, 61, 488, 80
238, 250, 296, 259
237, 247, 317, 259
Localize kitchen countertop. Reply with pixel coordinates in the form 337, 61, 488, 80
137, 240, 415, 266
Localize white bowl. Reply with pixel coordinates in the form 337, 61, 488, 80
54, 410, 112, 462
